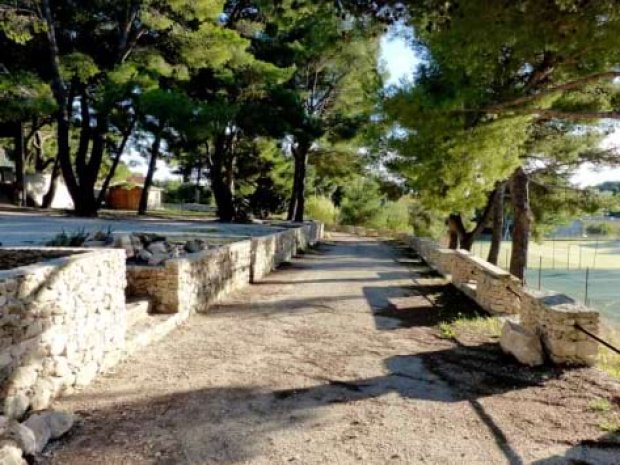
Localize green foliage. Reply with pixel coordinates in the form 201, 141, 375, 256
45, 228, 89, 247
339, 178, 384, 226
589, 398, 612, 413
163, 181, 212, 205
366, 198, 411, 233
305, 196, 339, 226
0, 73, 55, 122
585, 222, 615, 237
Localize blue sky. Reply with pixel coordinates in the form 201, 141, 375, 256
379, 28, 420, 86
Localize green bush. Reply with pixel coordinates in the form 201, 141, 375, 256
305, 195, 339, 226
586, 222, 615, 236
367, 198, 411, 232
163, 181, 211, 205
339, 178, 383, 226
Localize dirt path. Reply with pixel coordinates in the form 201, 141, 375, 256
41, 234, 619, 465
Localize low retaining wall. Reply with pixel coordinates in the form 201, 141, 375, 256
127, 222, 322, 314
409, 236, 600, 366
0, 248, 126, 419
0, 222, 323, 422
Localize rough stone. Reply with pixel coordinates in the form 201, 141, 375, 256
38, 411, 74, 438
4, 394, 29, 420
500, 321, 544, 367
137, 249, 153, 262
147, 241, 168, 255
184, 239, 204, 254
2, 421, 36, 456
30, 378, 55, 411
10, 366, 38, 390
74, 361, 98, 386
0, 443, 26, 465
22, 414, 50, 453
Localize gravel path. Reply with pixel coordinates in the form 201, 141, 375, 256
41, 234, 620, 465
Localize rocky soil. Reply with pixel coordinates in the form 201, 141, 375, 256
35, 235, 620, 465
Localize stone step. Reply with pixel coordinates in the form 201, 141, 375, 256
124, 312, 186, 357
126, 298, 152, 327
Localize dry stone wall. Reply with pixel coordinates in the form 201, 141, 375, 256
126, 222, 322, 315
0, 222, 323, 423
0, 248, 126, 419
409, 236, 600, 366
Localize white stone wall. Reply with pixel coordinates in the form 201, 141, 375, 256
125, 222, 323, 315
410, 236, 600, 366
0, 248, 126, 419
176, 239, 253, 314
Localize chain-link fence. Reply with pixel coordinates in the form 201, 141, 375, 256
471, 237, 620, 326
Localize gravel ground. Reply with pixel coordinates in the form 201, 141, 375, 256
39, 234, 620, 465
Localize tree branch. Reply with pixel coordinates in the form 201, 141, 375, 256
484, 71, 620, 112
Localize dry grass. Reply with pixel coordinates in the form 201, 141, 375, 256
439, 315, 504, 340
597, 326, 620, 379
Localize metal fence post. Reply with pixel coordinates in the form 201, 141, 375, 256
593, 239, 599, 269
584, 267, 590, 306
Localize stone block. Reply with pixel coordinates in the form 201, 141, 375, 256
1, 421, 36, 455
3, 393, 29, 420
22, 414, 50, 453
0, 443, 26, 465
499, 321, 544, 367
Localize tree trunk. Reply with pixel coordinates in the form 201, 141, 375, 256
447, 215, 459, 249
287, 162, 300, 221
293, 149, 308, 222
509, 167, 530, 281
13, 122, 26, 207
207, 136, 236, 222
211, 173, 235, 222
42, 156, 61, 208
194, 159, 202, 203
288, 141, 310, 222
448, 187, 499, 251
138, 132, 161, 215
487, 182, 505, 265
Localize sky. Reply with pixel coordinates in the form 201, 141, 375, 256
379, 30, 620, 187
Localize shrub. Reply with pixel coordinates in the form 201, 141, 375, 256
305, 195, 339, 226
46, 228, 89, 246
163, 181, 211, 205
339, 178, 383, 226
586, 222, 615, 236
367, 198, 411, 232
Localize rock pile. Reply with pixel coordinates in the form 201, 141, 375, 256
111, 234, 214, 266
0, 410, 74, 463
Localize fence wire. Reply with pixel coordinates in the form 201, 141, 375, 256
472, 237, 620, 326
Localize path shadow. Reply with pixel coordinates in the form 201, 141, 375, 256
532, 433, 620, 464
49, 343, 580, 465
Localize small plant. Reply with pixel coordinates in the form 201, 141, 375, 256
305, 196, 339, 226
438, 322, 456, 339
46, 228, 89, 247
92, 226, 114, 243
452, 316, 504, 338
597, 328, 620, 379
599, 416, 620, 433
588, 398, 612, 412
